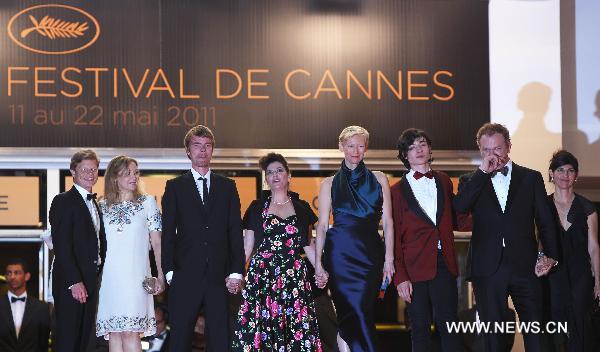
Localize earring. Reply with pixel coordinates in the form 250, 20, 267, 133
550, 176, 554, 183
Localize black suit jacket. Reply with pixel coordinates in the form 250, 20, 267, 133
142, 329, 170, 352
161, 171, 244, 282
453, 163, 558, 278
0, 295, 51, 352
49, 186, 106, 292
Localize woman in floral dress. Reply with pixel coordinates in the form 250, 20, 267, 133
233, 153, 322, 352
96, 156, 165, 352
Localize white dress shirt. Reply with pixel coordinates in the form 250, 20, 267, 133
406, 169, 438, 225
73, 183, 102, 265
8, 292, 27, 338
490, 161, 513, 247
190, 168, 211, 203
147, 330, 168, 352
166, 169, 242, 284
406, 169, 441, 250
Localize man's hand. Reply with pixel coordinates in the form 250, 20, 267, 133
225, 277, 243, 294
397, 280, 413, 303
480, 154, 509, 174
70, 282, 88, 303
535, 256, 557, 277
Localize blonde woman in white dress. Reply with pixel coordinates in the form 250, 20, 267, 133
96, 156, 165, 352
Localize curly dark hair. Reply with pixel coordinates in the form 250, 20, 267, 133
396, 128, 433, 169
258, 153, 289, 173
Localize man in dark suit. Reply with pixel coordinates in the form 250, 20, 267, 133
161, 125, 244, 351
49, 149, 106, 352
391, 128, 470, 351
0, 258, 50, 352
454, 123, 559, 352
143, 303, 170, 352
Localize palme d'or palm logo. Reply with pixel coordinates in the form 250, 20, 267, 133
7, 4, 99, 55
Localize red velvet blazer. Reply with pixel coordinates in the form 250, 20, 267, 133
391, 170, 469, 285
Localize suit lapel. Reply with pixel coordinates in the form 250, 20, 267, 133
434, 172, 444, 225
484, 177, 504, 214
205, 173, 219, 215
1, 295, 18, 340
18, 298, 33, 341
185, 171, 205, 209
505, 163, 524, 212
69, 187, 96, 233
400, 176, 435, 226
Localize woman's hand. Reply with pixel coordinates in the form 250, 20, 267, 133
383, 260, 395, 287
594, 280, 600, 301
153, 277, 165, 295
315, 267, 329, 289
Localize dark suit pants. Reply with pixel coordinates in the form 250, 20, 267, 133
53, 281, 98, 352
472, 252, 542, 352
407, 251, 461, 352
168, 272, 229, 352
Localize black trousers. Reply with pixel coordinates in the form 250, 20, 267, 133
472, 252, 542, 352
168, 271, 230, 352
407, 251, 461, 352
53, 276, 99, 352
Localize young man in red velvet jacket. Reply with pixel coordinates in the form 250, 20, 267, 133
391, 128, 470, 352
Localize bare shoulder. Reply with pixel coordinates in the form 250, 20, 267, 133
373, 171, 389, 184
320, 176, 334, 188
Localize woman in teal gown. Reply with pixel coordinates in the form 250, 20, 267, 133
315, 126, 395, 352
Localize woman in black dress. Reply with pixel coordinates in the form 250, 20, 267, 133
547, 150, 599, 351
233, 153, 322, 351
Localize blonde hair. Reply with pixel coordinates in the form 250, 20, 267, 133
338, 125, 370, 146
70, 149, 99, 170
103, 156, 143, 206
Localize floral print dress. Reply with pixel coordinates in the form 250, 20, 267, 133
233, 198, 322, 352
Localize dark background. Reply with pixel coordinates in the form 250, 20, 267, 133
1, 0, 489, 149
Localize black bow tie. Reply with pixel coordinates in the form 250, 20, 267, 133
11, 296, 26, 303
413, 171, 433, 180
87, 193, 97, 201
490, 166, 509, 177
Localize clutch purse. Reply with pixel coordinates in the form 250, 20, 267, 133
142, 276, 158, 294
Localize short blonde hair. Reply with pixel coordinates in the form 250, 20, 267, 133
339, 125, 370, 146
103, 156, 143, 206
70, 150, 99, 171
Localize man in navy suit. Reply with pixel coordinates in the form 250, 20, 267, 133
0, 258, 50, 352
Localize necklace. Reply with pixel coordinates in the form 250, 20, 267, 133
273, 196, 291, 206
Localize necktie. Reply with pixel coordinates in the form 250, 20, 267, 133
198, 176, 208, 204
11, 296, 26, 303
490, 166, 509, 177
87, 193, 97, 200
413, 171, 433, 180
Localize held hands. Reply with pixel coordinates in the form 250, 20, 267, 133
397, 280, 413, 303
70, 282, 88, 304
534, 255, 557, 277
225, 277, 244, 294
315, 266, 329, 289
480, 154, 508, 174
152, 277, 165, 295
